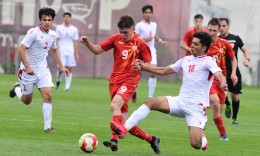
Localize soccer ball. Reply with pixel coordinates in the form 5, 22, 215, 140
79, 133, 98, 153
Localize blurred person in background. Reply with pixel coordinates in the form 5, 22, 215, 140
133, 4, 168, 103
207, 18, 238, 141
219, 18, 250, 124
180, 14, 208, 56
55, 12, 79, 92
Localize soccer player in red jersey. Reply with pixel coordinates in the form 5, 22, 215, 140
180, 14, 208, 56
80, 15, 161, 153
207, 18, 238, 140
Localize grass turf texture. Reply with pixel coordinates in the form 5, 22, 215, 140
0, 74, 260, 156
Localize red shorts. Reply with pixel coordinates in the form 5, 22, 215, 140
210, 80, 226, 104
109, 76, 139, 113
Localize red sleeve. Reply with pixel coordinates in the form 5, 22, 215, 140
139, 40, 152, 63
100, 34, 120, 51
223, 39, 235, 59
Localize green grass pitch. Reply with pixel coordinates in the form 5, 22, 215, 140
0, 74, 260, 155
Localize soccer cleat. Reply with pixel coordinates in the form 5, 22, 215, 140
219, 134, 229, 141
225, 106, 232, 118
56, 81, 60, 89
110, 120, 127, 139
9, 82, 20, 98
132, 92, 137, 103
44, 127, 56, 133
103, 140, 118, 151
150, 136, 161, 154
232, 119, 239, 125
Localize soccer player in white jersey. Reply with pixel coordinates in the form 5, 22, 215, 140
133, 5, 167, 102
55, 12, 79, 91
9, 7, 70, 133
110, 32, 228, 152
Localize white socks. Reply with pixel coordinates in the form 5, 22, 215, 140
148, 77, 157, 98
201, 135, 208, 149
124, 104, 151, 130
15, 87, 22, 100
42, 103, 52, 130
65, 73, 72, 90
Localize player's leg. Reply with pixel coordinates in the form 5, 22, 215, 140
56, 54, 65, 89
148, 54, 157, 99
210, 92, 228, 140
148, 71, 157, 98
38, 69, 55, 133
225, 77, 233, 118
64, 66, 72, 91
231, 72, 242, 125
64, 55, 76, 91
189, 126, 208, 150
9, 69, 35, 105
231, 93, 240, 124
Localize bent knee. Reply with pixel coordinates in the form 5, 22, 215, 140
190, 142, 201, 150
23, 99, 32, 105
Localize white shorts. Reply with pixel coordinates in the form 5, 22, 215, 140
166, 96, 207, 129
60, 54, 76, 67
17, 68, 54, 95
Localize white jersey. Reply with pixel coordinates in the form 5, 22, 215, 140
56, 24, 79, 56
135, 20, 157, 53
20, 26, 56, 73
170, 55, 221, 107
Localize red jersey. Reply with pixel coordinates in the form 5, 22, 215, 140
182, 27, 208, 56
100, 33, 152, 83
207, 37, 235, 77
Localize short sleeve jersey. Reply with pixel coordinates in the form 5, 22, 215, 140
135, 20, 157, 53
56, 24, 79, 56
20, 26, 56, 73
219, 33, 244, 75
207, 37, 235, 76
100, 33, 152, 83
170, 55, 221, 107
182, 27, 208, 56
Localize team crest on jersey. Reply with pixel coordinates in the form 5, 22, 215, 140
132, 46, 137, 51
118, 41, 123, 44
219, 48, 224, 53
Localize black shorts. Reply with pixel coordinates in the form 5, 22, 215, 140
226, 69, 242, 94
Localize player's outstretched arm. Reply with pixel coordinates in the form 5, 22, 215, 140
80, 36, 104, 55
134, 59, 175, 75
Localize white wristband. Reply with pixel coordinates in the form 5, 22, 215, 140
159, 39, 162, 42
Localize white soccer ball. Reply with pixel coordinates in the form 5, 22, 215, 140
79, 133, 98, 153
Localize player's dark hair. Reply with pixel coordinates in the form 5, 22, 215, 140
194, 14, 203, 20
142, 5, 153, 13
219, 18, 230, 25
39, 7, 56, 20
208, 18, 220, 28
117, 15, 135, 29
63, 12, 72, 17
193, 32, 211, 53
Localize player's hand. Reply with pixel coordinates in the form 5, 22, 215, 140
243, 59, 250, 67
80, 36, 90, 46
231, 74, 238, 86
25, 66, 34, 75
60, 66, 70, 77
220, 83, 228, 91
134, 59, 143, 71
160, 40, 168, 46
